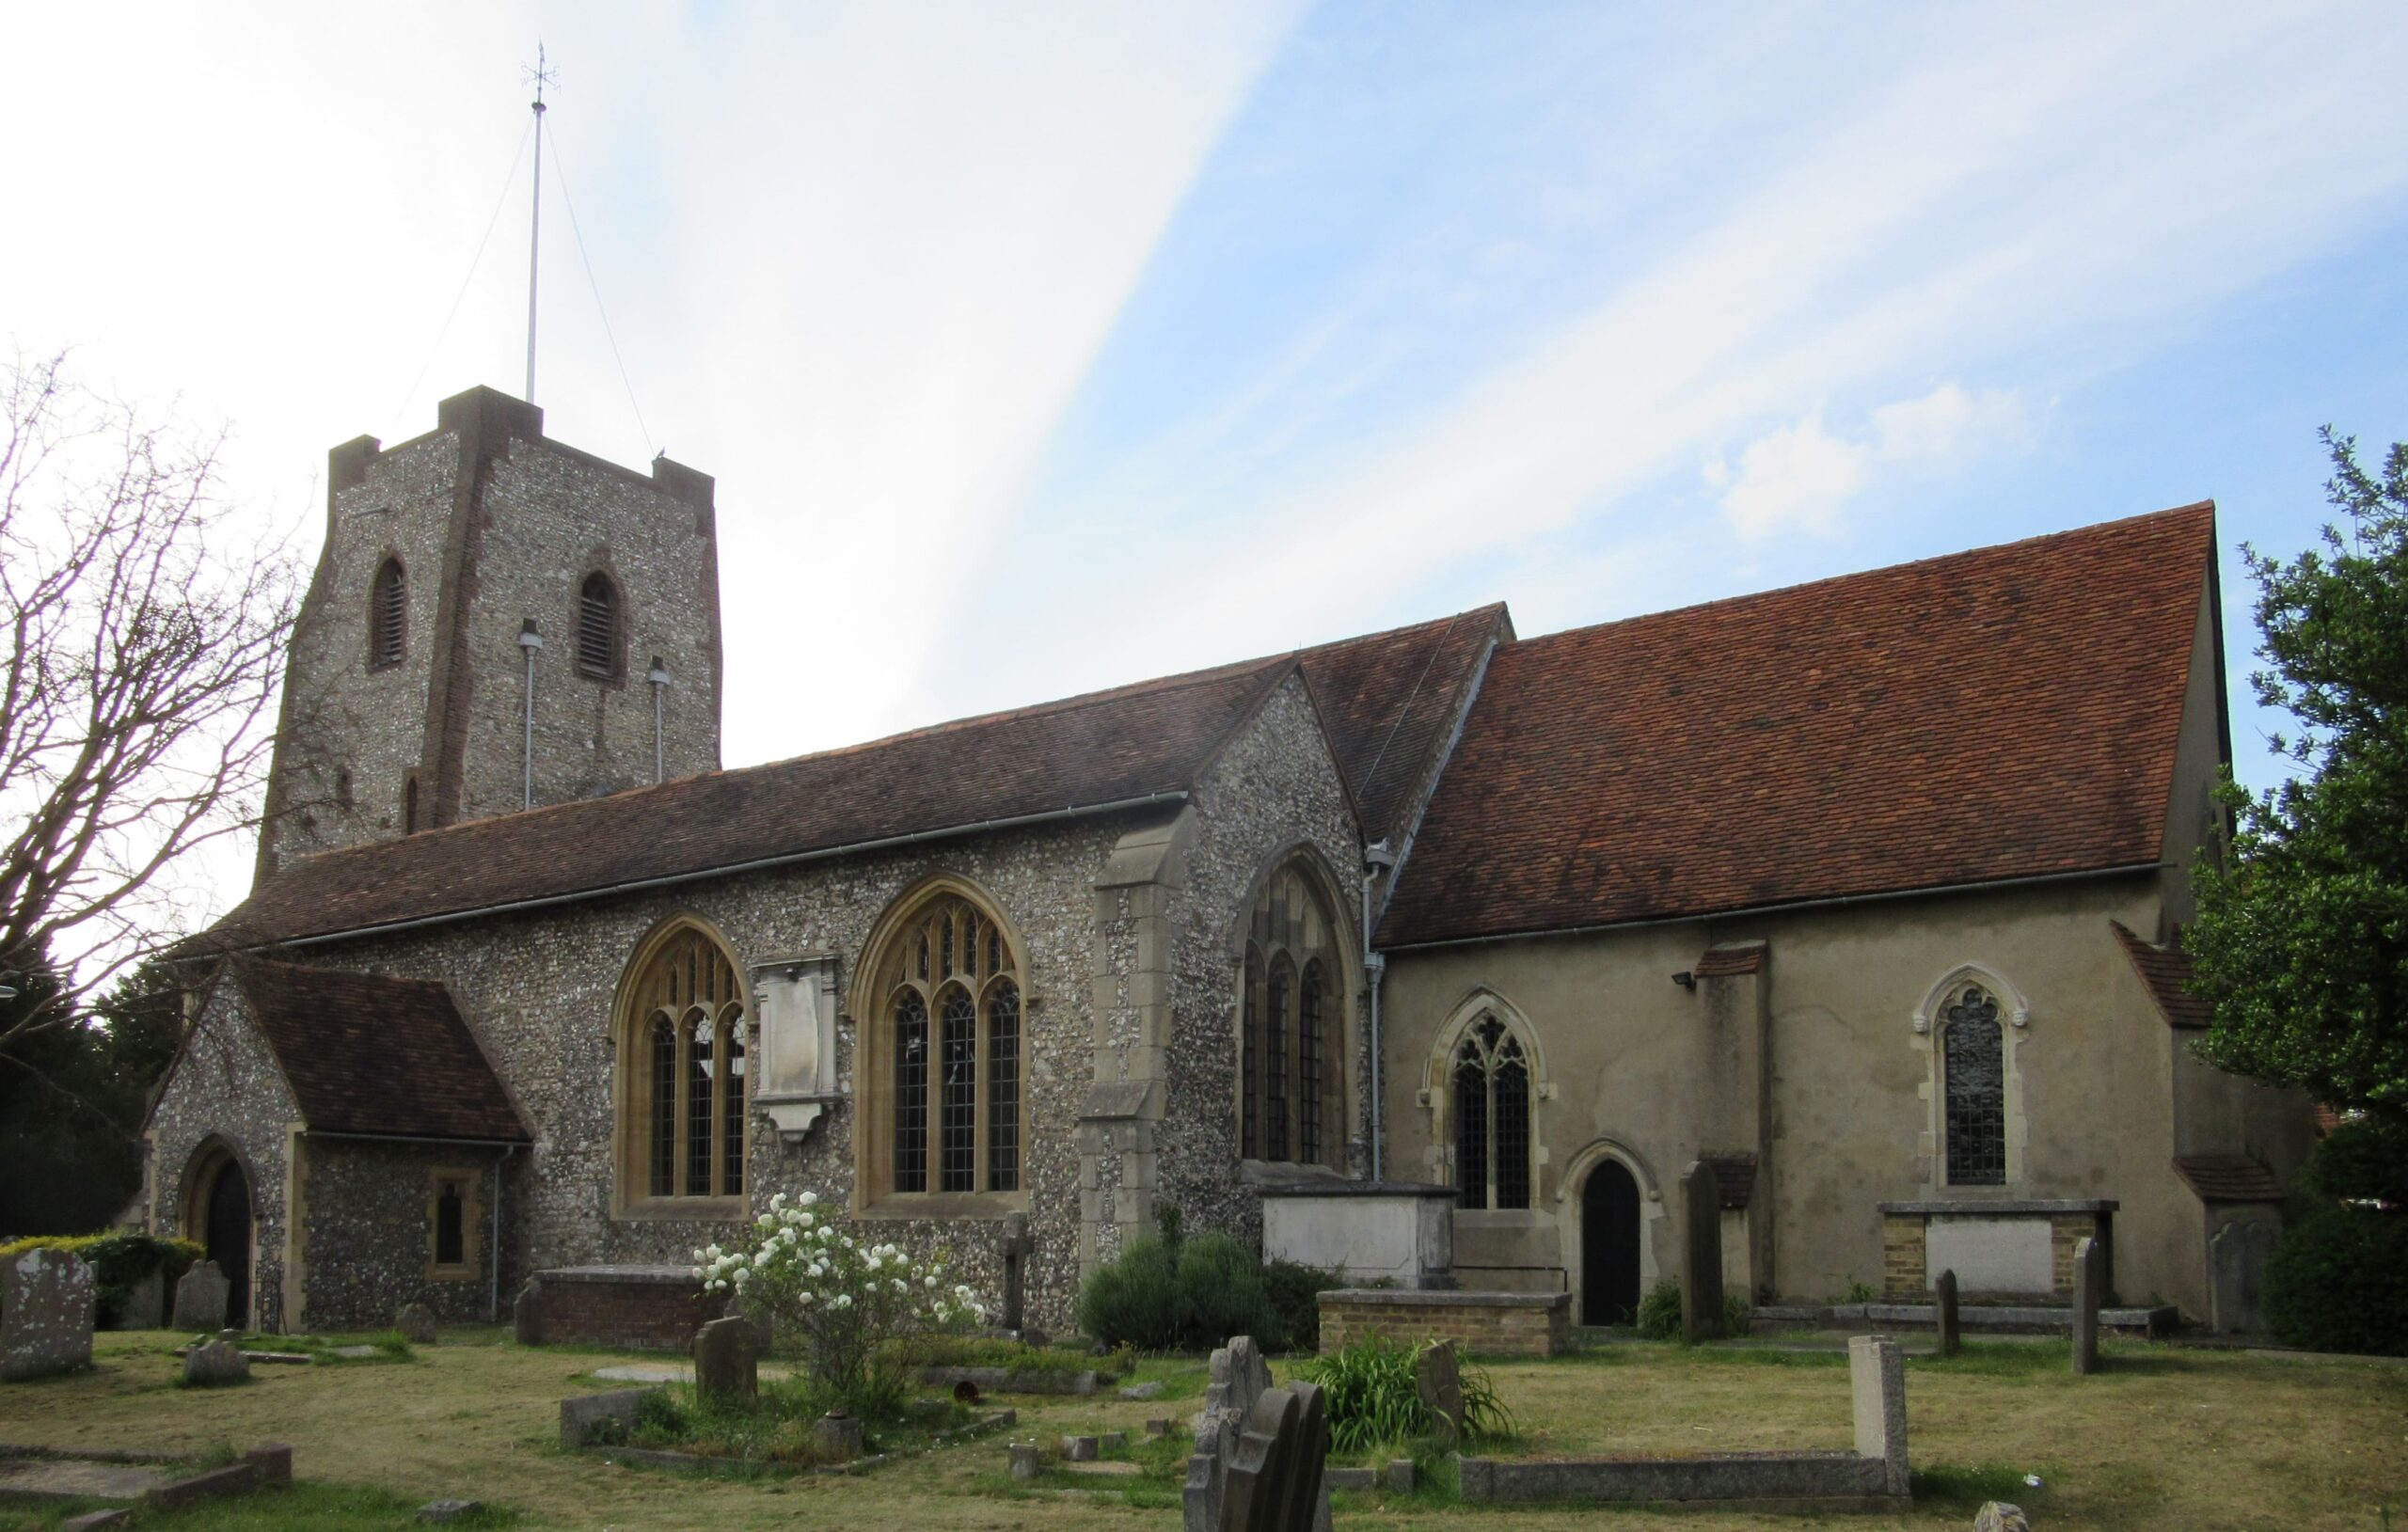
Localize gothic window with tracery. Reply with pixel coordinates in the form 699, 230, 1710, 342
1941, 982, 2006, 1186
869, 890, 1024, 1201
1453, 1015, 1532, 1209
621, 923, 747, 1203
369, 557, 406, 671
577, 571, 622, 679
1237, 860, 1348, 1170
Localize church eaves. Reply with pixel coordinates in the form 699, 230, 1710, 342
1378, 503, 2221, 948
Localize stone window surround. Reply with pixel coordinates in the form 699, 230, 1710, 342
1552, 1138, 1670, 1308
425, 1166, 483, 1281
366, 551, 406, 672
572, 562, 627, 685
1418, 987, 1556, 1208
1228, 847, 1362, 1183
1909, 962, 2032, 1191
849, 873, 1033, 1220
610, 914, 752, 1222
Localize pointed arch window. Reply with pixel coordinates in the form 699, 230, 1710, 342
866, 889, 1025, 1204
1237, 859, 1349, 1171
577, 571, 623, 679
619, 924, 748, 1207
1453, 1015, 1532, 1210
1940, 982, 2006, 1186
369, 557, 406, 671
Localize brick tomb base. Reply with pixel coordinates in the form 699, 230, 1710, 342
526, 1266, 727, 1351
1316, 1288, 1572, 1358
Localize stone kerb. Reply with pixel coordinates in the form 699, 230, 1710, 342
2, 1249, 96, 1382
171, 1262, 230, 1333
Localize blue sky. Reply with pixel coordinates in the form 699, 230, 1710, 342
7, 0, 2406, 887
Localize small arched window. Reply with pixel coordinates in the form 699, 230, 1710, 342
1453, 1015, 1532, 1210
577, 571, 622, 679
867, 889, 1024, 1202
1237, 859, 1349, 1170
1940, 982, 2006, 1186
369, 557, 406, 671
619, 923, 747, 1205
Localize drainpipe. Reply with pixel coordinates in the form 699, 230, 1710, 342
647, 655, 671, 784
516, 621, 543, 810
1363, 839, 1397, 1182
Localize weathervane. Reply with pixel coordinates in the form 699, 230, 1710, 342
524, 44, 556, 403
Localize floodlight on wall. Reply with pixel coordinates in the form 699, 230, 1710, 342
1671, 971, 1697, 990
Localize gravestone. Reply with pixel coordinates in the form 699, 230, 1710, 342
2, 1249, 96, 1382
998, 1212, 1035, 1336
396, 1303, 438, 1345
559, 1387, 649, 1448
1008, 1442, 1040, 1480
2070, 1236, 2102, 1375
1933, 1268, 1960, 1358
1064, 1435, 1100, 1461
1846, 1334, 1908, 1497
1414, 1339, 1465, 1445
418, 1500, 483, 1524
512, 1280, 543, 1345
692, 1315, 760, 1403
1186, 1335, 1333, 1532
1678, 1160, 1724, 1344
1217, 1381, 1330, 1532
2209, 1220, 2274, 1335
171, 1261, 229, 1333
108, 1268, 165, 1332
814, 1410, 864, 1460
182, 1338, 249, 1386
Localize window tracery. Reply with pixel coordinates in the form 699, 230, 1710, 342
620, 923, 747, 1205
865, 889, 1024, 1203
1237, 859, 1348, 1170
1453, 1015, 1532, 1210
1940, 982, 2006, 1186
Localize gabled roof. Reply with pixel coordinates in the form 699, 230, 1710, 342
1381, 505, 2218, 947
228, 957, 528, 1143
213, 606, 1504, 949
2112, 920, 2212, 1029
2172, 1155, 2282, 1202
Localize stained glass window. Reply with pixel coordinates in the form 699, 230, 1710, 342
649, 1019, 676, 1196
1942, 984, 2006, 1186
1264, 959, 1292, 1161
940, 987, 978, 1192
1241, 947, 1262, 1160
1454, 1016, 1533, 1210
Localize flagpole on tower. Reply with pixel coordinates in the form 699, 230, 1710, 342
525, 44, 555, 403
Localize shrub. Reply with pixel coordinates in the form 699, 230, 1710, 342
2300, 1117, 2408, 1205
1077, 1229, 1297, 1351
695, 1192, 984, 1417
1299, 1335, 1510, 1453
1077, 1231, 1180, 1350
2263, 1204, 2408, 1355
1633, 1279, 1751, 1342
1174, 1232, 1283, 1349
0, 1232, 202, 1327
1261, 1258, 1345, 1353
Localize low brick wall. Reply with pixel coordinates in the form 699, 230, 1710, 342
1316, 1288, 1571, 1358
1457, 1451, 1897, 1508
530, 1266, 726, 1351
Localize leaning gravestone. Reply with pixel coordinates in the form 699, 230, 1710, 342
1678, 1159, 1725, 1344
396, 1303, 439, 1345
171, 1260, 230, 1333
1185, 1336, 1330, 1532
1414, 1339, 1465, 1445
1933, 1268, 1960, 1358
513, 1279, 544, 1345
692, 1314, 760, 1403
1218, 1381, 1331, 1532
2070, 1236, 2102, 1375
2, 1249, 96, 1382
108, 1267, 166, 1332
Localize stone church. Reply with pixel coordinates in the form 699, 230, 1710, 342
142, 384, 2310, 1338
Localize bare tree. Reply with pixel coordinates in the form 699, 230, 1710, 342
1, 352, 300, 1045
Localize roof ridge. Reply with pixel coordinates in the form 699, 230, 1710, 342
1508, 502, 2214, 655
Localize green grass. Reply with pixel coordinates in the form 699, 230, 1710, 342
1911, 1461, 2049, 1508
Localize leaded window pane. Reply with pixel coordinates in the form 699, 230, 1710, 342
1453, 1038, 1490, 1211
894, 989, 929, 1192
721, 1018, 745, 1196
687, 1014, 715, 1194
436, 1181, 465, 1266
1494, 1044, 1531, 1210
1942, 985, 2006, 1186
989, 981, 1021, 1192
1265, 961, 1292, 1162
940, 987, 977, 1192
1241, 948, 1262, 1160
649, 1019, 676, 1196
1298, 962, 1323, 1166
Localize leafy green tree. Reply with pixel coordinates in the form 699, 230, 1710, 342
2187, 430, 2408, 1121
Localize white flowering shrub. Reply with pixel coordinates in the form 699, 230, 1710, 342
695, 1192, 984, 1412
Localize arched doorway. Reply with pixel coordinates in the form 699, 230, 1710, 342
1580, 1159, 1642, 1325
201, 1155, 253, 1329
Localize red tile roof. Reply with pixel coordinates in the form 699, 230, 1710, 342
1380, 505, 2217, 947
213, 608, 1502, 948
2112, 920, 2212, 1029
229, 957, 528, 1143
1694, 943, 1767, 978
2172, 1155, 2282, 1202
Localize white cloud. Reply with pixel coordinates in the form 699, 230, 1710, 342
1713, 383, 2035, 538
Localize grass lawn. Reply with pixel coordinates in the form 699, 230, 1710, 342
0, 1329, 2400, 1530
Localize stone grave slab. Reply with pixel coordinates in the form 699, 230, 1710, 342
0, 1459, 169, 1502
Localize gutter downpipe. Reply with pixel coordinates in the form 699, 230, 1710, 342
489, 1147, 509, 1322
251, 790, 1195, 952
1363, 840, 1398, 1183
517, 622, 543, 810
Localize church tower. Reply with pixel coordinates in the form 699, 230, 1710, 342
258, 385, 722, 877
